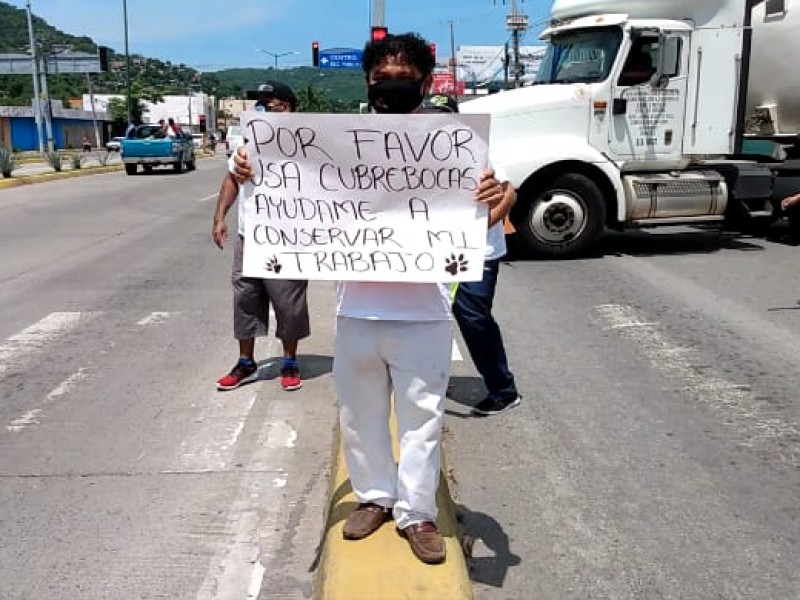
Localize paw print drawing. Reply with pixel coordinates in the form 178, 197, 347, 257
265, 256, 283, 274
444, 253, 468, 276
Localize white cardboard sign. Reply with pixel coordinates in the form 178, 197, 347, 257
240, 112, 491, 282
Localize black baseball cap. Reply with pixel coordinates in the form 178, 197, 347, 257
246, 80, 297, 108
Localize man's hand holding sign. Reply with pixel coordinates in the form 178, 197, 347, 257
234, 112, 497, 282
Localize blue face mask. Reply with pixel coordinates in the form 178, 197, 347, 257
254, 103, 267, 112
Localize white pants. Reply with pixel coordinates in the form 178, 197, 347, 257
334, 317, 453, 529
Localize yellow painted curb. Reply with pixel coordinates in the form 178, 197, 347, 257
315, 408, 473, 600
0, 164, 124, 190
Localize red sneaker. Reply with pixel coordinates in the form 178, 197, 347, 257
280, 362, 302, 391
216, 359, 258, 391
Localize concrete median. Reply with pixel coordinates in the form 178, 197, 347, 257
315, 410, 472, 600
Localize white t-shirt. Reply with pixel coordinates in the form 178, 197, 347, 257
336, 281, 452, 321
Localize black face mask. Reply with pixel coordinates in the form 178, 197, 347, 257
367, 79, 425, 114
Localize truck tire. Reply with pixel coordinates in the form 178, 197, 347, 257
186, 159, 196, 171
513, 172, 606, 259
174, 160, 184, 174
124, 164, 137, 175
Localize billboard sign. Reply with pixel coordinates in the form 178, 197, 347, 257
456, 45, 546, 84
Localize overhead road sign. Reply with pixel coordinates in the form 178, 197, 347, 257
0, 51, 103, 75
318, 48, 363, 69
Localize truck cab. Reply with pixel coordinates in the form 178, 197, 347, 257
461, 0, 799, 257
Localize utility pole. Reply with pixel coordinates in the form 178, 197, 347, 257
503, 42, 510, 89
39, 46, 54, 153
25, 1, 44, 154
86, 72, 101, 148
123, 0, 132, 126
505, 0, 529, 88
370, 0, 385, 29
448, 20, 458, 96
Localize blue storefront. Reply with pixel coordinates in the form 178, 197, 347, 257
1, 103, 112, 151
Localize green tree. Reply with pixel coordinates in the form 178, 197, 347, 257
296, 84, 346, 113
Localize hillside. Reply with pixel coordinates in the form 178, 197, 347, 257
0, 0, 364, 110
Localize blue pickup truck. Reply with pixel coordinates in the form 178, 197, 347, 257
121, 124, 196, 175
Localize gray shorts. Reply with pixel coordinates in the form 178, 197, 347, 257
232, 234, 310, 341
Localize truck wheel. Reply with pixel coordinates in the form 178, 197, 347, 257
174, 160, 184, 174
124, 164, 137, 175
514, 173, 606, 259
186, 159, 196, 171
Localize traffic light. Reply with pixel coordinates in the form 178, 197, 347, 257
429, 43, 436, 60
98, 46, 110, 72
312, 41, 320, 67
199, 114, 206, 133
371, 26, 388, 43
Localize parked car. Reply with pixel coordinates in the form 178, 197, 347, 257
106, 136, 125, 152
120, 124, 196, 175
191, 134, 204, 150
225, 125, 244, 158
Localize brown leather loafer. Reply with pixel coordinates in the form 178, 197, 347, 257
342, 503, 391, 540
401, 521, 446, 564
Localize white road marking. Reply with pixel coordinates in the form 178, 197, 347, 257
46, 368, 87, 400
596, 304, 800, 465
7, 368, 88, 432
246, 561, 266, 599
197, 193, 217, 203
136, 311, 178, 326
451, 338, 463, 361
7, 409, 42, 432
0, 312, 87, 376
173, 393, 257, 472
262, 421, 298, 449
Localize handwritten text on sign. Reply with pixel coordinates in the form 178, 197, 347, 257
241, 112, 491, 282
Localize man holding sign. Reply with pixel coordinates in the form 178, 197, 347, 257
213, 81, 310, 392
232, 33, 508, 564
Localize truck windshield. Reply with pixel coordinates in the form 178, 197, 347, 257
535, 27, 622, 85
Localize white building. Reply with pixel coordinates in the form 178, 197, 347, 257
82, 93, 216, 132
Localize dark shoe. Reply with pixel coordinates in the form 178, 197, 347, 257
471, 394, 521, 416
401, 521, 446, 564
216, 359, 258, 391
279, 360, 302, 391
342, 503, 391, 540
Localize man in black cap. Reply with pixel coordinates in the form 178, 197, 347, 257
211, 80, 310, 393
253, 80, 297, 112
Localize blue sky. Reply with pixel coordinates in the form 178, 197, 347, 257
9, 0, 550, 71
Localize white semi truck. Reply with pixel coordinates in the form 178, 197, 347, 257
461, 0, 800, 257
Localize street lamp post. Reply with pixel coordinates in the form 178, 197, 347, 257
123, 0, 132, 125
255, 49, 299, 70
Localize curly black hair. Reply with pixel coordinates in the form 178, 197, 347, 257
362, 32, 435, 79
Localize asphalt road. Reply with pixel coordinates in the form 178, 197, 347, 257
2, 160, 799, 599
0, 158, 338, 599
447, 228, 800, 599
